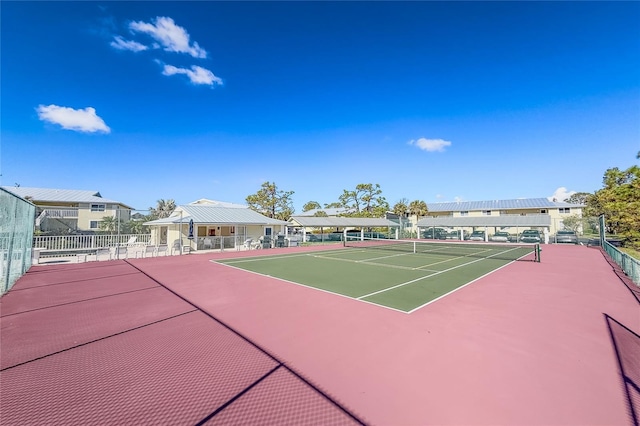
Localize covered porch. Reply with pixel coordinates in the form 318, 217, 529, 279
144, 204, 289, 253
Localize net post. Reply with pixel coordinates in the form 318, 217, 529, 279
536, 244, 541, 263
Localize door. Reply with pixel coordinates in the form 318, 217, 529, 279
160, 226, 168, 244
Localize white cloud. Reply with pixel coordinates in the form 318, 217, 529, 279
454, 196, 463, 202
548, 187, 576, 202
129, 16, 207, 58
162, 64, 223, 86
110, 35, 148, 52
408, 138, 452, 152
36, 105, 111, 133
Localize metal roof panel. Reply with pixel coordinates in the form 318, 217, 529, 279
426, 198, 583, 212
1, 186, 127, 206
145, 205, 289, 225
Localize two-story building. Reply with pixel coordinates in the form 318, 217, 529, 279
1, 187, 133, 234
414, 198, 584, 240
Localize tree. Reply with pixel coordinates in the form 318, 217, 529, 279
122, 217, 150, 234
313, 210, 328, 217
392, 199, 409, 217
302, 201, 321, 212
246, 181, 295, 221
149, 199, 176, 220
99, 216, 118, 234
324, 202, 343, 209
565, 192, 592, 206
587, 165, 640, 248
560, 214, 584, 233
337, 183, 388, 217
408, 200, 429, 218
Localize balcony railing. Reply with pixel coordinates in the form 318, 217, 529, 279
33, 234, 152, 251
42, 209, 79, 218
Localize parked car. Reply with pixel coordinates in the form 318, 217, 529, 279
490, 231, 510, 242
468, 231, 486, 241
519, 229, 542, 243
555, 230, 578, 244
423, 228, 447, 240
445, 231, 460, 240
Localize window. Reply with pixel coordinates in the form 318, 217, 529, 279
540, 209, 548, 214
91, 204, 105, 212
460, 211, 469, 216
90, 221, 100, 229
559, 208, 571, 214
482, 210, 492, 216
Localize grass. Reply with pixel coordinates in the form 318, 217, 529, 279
620, 247, 640, 260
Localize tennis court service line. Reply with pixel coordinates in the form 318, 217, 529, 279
312, 250, 486, 274
217, 250, 344, 264
215, 261, 409, 314
356, 246, 524, 300
406, 259, 517, 314
309, 253, 431, 272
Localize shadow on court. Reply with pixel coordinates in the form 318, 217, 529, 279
604, 314, 640, 426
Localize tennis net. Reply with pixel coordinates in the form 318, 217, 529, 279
344, 236, 540, 262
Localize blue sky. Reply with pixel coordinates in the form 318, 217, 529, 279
2, 1, 639, 212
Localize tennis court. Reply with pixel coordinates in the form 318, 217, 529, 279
216, 237, 540, 312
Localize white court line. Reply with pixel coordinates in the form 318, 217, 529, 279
217, 249, 346, 264
407, 259, 520, 314
216, 261, 408, 314
357, 246, 523, 300
311, 253, 419, 270
414, 253, 478, 270
358, 252, 414, 262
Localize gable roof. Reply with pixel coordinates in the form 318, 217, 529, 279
426, 198, 582, 212
189, 199, 248, 208
145, 204, 289, 226
0, 186, 131, 208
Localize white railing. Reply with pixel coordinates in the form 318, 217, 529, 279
33, 234, 152, 251
42, 208, 79, 218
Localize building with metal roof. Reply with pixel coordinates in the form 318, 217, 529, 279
415, 197, 584, 241
425, 198, 581, 212
144, 204, 289, 252
1, 186, 133, 234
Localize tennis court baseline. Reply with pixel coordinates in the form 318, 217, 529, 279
215, 238, 539, 313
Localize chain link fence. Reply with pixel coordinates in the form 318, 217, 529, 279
599, 215, 639, 286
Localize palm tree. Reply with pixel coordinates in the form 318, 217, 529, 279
392, 200, 409, 217
408, 200, 428, 218
99, 216, 118, 234
149, 199, 176, 219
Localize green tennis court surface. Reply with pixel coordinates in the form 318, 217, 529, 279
216, 239, 539, 313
